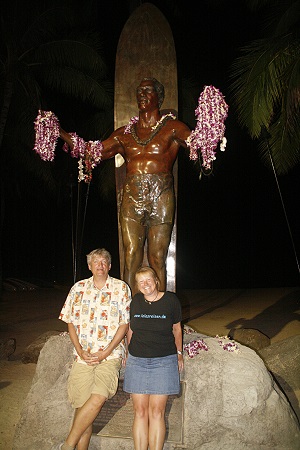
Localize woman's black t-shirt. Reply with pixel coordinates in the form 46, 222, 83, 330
128, 291, 182, 358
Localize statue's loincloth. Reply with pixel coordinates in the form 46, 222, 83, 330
120, 173, 175, 227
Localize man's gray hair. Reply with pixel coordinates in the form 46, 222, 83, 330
86, 248, 112, 266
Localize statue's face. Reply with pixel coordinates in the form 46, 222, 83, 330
136, 80, 159, 111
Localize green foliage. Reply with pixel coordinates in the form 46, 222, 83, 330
0, 0, 114, 196
229, 0, 300, 174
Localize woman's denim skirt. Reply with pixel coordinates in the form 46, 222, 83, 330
123, 353, 180, 395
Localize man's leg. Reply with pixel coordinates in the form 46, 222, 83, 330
147, 223, 173, 291
121, 216, 146, 292
64, 393, 106, 450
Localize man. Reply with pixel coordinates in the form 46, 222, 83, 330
60, 78, 191, 293
57, 248, 131, 450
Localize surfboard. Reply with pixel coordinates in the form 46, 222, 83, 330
114, 2, 178, 292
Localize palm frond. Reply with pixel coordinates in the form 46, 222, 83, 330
283, 47, 300, 134
258, 108, 300, 174
274, 1, 300, 36
25, 40, 108, 80
241, 0, 273, 11
35, 66, 112, 110
20, 4, 99, 50
230, 35, 298, 137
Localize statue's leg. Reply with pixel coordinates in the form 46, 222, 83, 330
147, 223, 173, 291
146, 174, 175, 290
121, 215, 146, 293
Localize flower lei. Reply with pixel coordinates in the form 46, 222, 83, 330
124, 112, 176, 135
184, 338, 209, 358
216, 335, 239, 353
33, 111, 103, 183
62, 135, 103, 183
183, 335, 239, 358
186, 85, 229, 172
33, 110, 60, 161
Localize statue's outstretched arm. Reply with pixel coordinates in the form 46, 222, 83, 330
33, 110, 104, 182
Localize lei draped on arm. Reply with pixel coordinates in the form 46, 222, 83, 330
186, 85, 229, 172
33, 110, 103, 183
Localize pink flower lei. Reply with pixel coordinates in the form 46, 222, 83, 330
186, 85, 229, 172
183, 338, 209, 358
62, 135, 103, 183
124, 112, 176, 134
33, 110, 60, 161
33, 111, 103, 183
216, 335, 240, 353
124, 116, 139, 134
183, 335, 239, 358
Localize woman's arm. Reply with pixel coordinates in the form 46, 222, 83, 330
173, 321, 184, 372
126, 324, 133, 346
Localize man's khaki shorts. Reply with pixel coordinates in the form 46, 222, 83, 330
67, 358, 122, 408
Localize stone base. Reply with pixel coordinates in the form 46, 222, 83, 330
95, 382, 185, 444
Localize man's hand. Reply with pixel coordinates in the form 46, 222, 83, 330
80, 349, 100, 365
90, 349, 108, 364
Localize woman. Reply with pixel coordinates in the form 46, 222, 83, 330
123, 266, 184, 450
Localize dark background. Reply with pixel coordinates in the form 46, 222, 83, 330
2, 0, 300, 290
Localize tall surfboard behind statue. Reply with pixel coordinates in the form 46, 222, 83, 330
115, 2, 178, 291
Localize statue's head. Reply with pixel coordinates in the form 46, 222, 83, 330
140, 77, 165, 108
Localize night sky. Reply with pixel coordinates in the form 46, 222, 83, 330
2, 0, 300, 290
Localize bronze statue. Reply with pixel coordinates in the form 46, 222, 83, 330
60, 78, 190, 293
34, 78, 228, 294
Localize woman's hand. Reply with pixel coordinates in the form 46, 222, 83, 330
178, 354, 184, 372
122, 352, 128, 368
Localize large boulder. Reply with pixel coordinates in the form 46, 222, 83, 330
182, 331, 299, 449
21, 331, 62, 363
14, 332, 299, 450
13, 334, 74, 450
229, 327, 271, 351
258, 334, 300, 420
0, 338, 16, 360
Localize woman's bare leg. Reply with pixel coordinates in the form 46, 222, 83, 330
131, 393, 150, 450
148, 395, 168, 450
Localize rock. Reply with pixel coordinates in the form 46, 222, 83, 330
0, 338, 16, 360
229, 327, 271, 350
21, 331, 62, 363
182, 333, 299, 450
14, 335, 74, 450
14, 333, 299, 450
258, 334, 300, 420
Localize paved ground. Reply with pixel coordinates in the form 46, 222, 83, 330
1, 285, 299, 356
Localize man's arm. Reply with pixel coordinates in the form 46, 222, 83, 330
59, 125, 125, 161
172, 120, 191, 149
92, 323, 129, 362
67, 323, 98, 364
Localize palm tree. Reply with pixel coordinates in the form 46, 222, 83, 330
0, 0, 114, 289
229, 0, 300, 175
